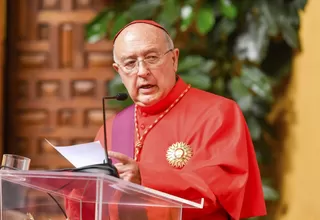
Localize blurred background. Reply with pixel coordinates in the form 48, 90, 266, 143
0, 0, 319, 219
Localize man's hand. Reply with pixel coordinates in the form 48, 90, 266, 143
108, 151, 141, 185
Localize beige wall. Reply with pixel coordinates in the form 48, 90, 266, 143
276, 1, 320, 219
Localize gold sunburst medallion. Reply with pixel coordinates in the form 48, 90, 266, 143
166, 142, 193, 168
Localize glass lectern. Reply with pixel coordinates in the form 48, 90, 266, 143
0, 170, 203, 220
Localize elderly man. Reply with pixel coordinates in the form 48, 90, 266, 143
92, 20, 267, 220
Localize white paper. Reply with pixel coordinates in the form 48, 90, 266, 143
45, 139, 106, 168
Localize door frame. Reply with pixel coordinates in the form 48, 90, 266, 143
0, 0, 6, 156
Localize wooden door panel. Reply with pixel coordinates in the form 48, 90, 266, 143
6, 0, 115, 169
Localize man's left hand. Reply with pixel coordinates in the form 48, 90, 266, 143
108, 151, 141, 185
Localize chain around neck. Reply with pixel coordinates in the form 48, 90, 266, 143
133, 84, 191, 160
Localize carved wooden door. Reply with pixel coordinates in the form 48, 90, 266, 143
5, 0, 115, 170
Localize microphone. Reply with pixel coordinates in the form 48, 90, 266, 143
104, 93, 128, 101
70, 93, 128, 178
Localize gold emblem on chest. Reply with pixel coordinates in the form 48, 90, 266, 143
166, 142, 193, 168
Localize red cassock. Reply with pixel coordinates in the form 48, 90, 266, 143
67, 77, 267, 220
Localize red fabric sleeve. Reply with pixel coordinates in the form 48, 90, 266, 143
64, 117, 116, 220
94, 115, 115, 150
139, 101, 260, 220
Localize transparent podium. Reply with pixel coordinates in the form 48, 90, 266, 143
0, 170, 203, 220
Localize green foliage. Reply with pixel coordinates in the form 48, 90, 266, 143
85, 0, 307, 217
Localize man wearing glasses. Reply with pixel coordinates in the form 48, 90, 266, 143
92, 20, 266, 220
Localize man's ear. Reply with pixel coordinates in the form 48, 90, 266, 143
172, 48, 179, 72
112, 63, 119, 72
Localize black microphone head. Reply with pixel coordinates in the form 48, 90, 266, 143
116, 93, 128, 101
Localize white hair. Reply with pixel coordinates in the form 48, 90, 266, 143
165, 32, 174, 49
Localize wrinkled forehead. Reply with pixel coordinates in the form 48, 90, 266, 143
114, 24, 167, 59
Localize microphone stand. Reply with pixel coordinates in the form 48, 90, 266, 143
71, 93, 128, 178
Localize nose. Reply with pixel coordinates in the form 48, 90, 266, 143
136, 60, 150, 77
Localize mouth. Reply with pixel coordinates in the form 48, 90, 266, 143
138, 84, 157, 94
139, 84, 155, 89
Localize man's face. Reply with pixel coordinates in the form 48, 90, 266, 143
112, 24, 179, 107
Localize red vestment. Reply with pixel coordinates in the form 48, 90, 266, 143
93, 77, 267, 220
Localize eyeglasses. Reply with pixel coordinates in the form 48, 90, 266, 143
115, 49, 173, 75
